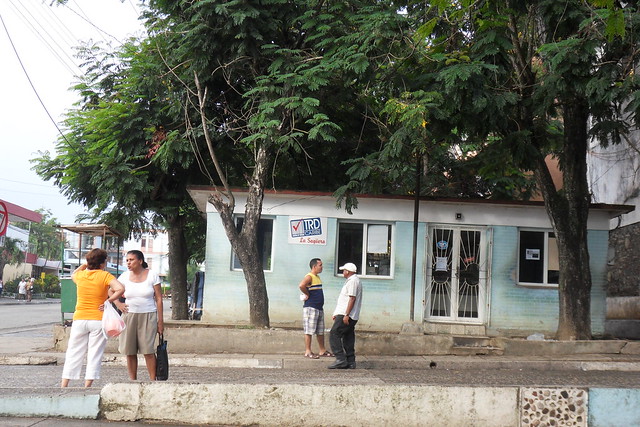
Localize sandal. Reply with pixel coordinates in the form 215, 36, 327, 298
304, 353, 320, 359
319, 351, 334, 357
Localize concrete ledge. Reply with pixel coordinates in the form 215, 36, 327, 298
53, 324, 636, 357
497, 338, 628, 356
605, 319, 640, 340
621, 341, 640, 355
606, 296, 640, 319
0, 355, 58, 365
101, 383, 519, 427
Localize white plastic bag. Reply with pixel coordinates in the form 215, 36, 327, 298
102, 299, 126, 339
527, 332, 545, 341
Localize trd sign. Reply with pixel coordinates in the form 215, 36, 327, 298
288, 217, 327, 245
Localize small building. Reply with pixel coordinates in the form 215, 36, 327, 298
0, 199, 43, 281
188, 187, 631, 337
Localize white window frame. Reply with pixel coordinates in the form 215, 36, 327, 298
231, 216, 275, 272
517, 228, 559, 288
336, 221, 394, 278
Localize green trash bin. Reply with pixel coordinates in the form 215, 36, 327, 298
60, 279, 77, 324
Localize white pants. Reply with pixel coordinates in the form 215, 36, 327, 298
61, 320, 107, 380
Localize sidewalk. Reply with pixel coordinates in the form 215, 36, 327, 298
2, 349, 640, 426
1, 298, 640, 426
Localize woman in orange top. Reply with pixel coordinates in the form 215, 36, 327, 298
61, 248, 125, 388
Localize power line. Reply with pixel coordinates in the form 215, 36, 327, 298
30, 0, 81, 50
0, 177, 58, 188
63, 0, 121, 44
5, 0, 79, 75
0, 10, 76, 152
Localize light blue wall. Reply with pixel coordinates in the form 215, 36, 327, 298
488, 226, 608, 335
202, 212, 608, 335
589, 388, 640, 426
201, 213, 426, 331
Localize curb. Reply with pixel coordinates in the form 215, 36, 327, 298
3, 352, 640, 372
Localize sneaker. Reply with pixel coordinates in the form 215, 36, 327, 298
327, 360, 349, 369
347, 362, 356, 369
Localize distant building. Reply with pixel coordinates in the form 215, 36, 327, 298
0, 199, 43, 281
121, 230, 169, 281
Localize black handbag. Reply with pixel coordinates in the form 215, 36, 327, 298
155, 333, 169, 381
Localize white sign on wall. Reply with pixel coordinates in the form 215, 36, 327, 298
525, 248, 540, 260
288, 217, 327, 245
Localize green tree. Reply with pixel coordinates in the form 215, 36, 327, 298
145, 0, 406, 326
358, 0, 640, 339
0, 237, 26, 281
33, 37, 207, 320
14, 209, 64, 261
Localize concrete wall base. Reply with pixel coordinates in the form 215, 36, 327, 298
52, 323, 635, 357
101, 383, 519, 427
99, 383, 640, 427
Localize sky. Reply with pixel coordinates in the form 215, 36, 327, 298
0, 0, 144, 224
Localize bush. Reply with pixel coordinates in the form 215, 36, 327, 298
4, 278, 19, 293
34, 274, 60, 294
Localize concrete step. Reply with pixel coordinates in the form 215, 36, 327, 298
451, 345, 504, 356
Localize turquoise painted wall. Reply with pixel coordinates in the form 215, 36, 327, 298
201, 212, 608, 335
589, 388, 640, 426
201, 213, 426, 331
489, 226, 608, 335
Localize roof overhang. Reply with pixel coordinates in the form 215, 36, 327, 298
58, 224, 124, 239
187, 186, 634, 220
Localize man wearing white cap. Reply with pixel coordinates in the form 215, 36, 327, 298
328, 262, 363, 369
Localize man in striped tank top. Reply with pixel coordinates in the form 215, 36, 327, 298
298, 258, 333, 359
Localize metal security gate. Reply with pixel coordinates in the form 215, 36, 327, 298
425, 226, 489, 323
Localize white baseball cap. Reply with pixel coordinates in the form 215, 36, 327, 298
339, 263, 357, 273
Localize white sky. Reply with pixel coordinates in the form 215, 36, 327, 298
0, 0, 144, 224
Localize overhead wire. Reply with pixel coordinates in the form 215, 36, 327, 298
5, 0, 79, 75
31, 0, 81, 49
1, 0, 143, 156
63, 0, 121, 44
0, 10, 74, 150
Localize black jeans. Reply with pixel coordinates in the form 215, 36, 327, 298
329, 315, 358, 363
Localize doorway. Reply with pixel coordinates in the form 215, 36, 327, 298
425, 226, 490, 323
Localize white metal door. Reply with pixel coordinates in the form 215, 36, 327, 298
425, 226, 488, 323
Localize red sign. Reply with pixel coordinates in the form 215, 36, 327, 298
0, 201, 7, 237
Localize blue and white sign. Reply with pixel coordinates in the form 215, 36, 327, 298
288, 217, 327, 245
436, 240, 449, 250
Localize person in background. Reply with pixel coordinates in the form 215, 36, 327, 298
17, 278, 27, 300
26, 277, 34, 302
298, 258, 333, 359
0, 279, 4, 297
328, 262, 363, 370
61, 248, 125, 388
114, 250, 164, 380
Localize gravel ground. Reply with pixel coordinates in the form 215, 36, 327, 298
2, 364, 639, 392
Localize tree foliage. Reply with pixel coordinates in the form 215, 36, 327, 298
0, 237, 26, 281
141, 0, 407, 326
14, 209, 63, 261
33, 36, 207, 319
359, 0, 640, 339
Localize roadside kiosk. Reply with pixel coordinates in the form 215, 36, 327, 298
59, 224, 124, 324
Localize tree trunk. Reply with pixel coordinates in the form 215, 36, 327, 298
167, 213, 190, 320
208, 144, 272, 328
534, 100, 592, 340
